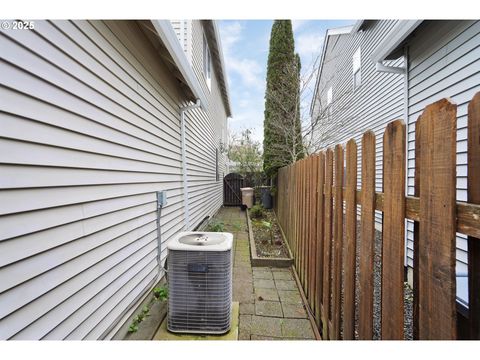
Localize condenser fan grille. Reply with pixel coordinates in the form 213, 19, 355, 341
167, 249, 232, 333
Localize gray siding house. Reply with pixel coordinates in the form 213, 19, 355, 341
0, 19, 230, 339
311, 20, 480, 307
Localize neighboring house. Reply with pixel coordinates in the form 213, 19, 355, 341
311, 20, 480, 308
0, 19, 231, 340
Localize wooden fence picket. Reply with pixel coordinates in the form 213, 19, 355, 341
381, 120, 406, 340
468, 92, 480, 339
322, 148, 334, 339
273, 94, 480, 341
332, 144, 344, 339
344, 139, 357, 340
358, 131, 376, 340
316, 152, 325, 327
417, 99, 457, 340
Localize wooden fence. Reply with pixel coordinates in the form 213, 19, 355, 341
275, 94, 480, 340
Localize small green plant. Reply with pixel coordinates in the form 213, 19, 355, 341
128, 323, 138, 333
261, 220, 274, 244
153, 285, 168, 301
250, 204, 264, 219
206, 219, 225, 232
232, 221, 242, 231
127, 296, 157, 333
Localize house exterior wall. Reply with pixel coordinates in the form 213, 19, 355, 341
312, 20, 405, 228
170, 20, 228, 229
0, 19, 228, 339
405, 20, 480, 275
313, 20, 480, 295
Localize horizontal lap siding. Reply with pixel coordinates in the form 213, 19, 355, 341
185, 21, 227, 229
0, 20, 186, 339
313, 20, 404, 227
406, 20, 480, 273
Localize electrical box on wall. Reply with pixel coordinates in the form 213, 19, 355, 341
157, 191, 167, 207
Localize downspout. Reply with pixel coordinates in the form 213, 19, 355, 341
402, 46, 410, 282
180, 99, 202, 230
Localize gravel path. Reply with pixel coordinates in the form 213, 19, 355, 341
349, 224, 413, 340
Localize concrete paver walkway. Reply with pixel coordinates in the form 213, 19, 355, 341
215, 207, 316, 340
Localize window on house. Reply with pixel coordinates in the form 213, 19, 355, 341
203, 33, 212, 90
215, 148, 219, 181
353, 47, 361, 89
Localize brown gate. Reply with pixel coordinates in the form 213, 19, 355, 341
223, 173, 244, 206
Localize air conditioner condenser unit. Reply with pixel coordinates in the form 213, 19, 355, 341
167, 231, 233, 334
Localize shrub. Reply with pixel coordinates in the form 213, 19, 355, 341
250, 204, 264, 219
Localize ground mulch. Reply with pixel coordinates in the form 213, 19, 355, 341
250, 209, 289, 258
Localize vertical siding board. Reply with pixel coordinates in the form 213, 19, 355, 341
417, 99, 457, 340
358, 131, 376, 340
467, 92, 480, 339
344, 139, 357, 340
381, 120, 406, 340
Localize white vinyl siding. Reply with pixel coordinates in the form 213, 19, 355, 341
0, 19, 228, 339
185, 20, 227, 228
405, 20, 480, 275
312, 20, 404, 228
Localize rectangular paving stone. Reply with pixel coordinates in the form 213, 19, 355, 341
250, 335, 283, 340
239, 314, 252, 333
255, 287, 279, 302
273, 271, 294, 280
251, 316, 283, 337
240, 302, 255, 315
238, 331, 251, 340
277, 290, 303, 304
236, 233, 249, 241
275, 279, 297, 290
254, 278, 276, 289
255, 301, 283, 317
281, 302, 307, 319
253, 271, 273, 280
281, 318, 315, 339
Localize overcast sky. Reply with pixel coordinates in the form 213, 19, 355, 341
218, 20, 355, 144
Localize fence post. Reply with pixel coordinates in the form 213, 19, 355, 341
358, 131, 376, 340
468, 92, 480, 339
322, 148, 334, 339
381, 120, 406, 340
416, 98, 457, 340
344, 139, 357, 340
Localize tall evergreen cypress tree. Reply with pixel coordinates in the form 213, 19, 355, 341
263, 20, 304, 178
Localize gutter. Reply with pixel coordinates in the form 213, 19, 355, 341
372, 20, 422, 75
180, 100, 202, 230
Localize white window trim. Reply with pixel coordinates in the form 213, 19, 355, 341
203, 33, 212, 91
353, 47, 362, 89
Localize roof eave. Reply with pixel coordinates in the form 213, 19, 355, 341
371, 20, 423, 62
203, 20, 232, 117
151, 20, 208, 110
310, 25, 353, 116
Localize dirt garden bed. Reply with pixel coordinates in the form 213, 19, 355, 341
246, 207, 293, 267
